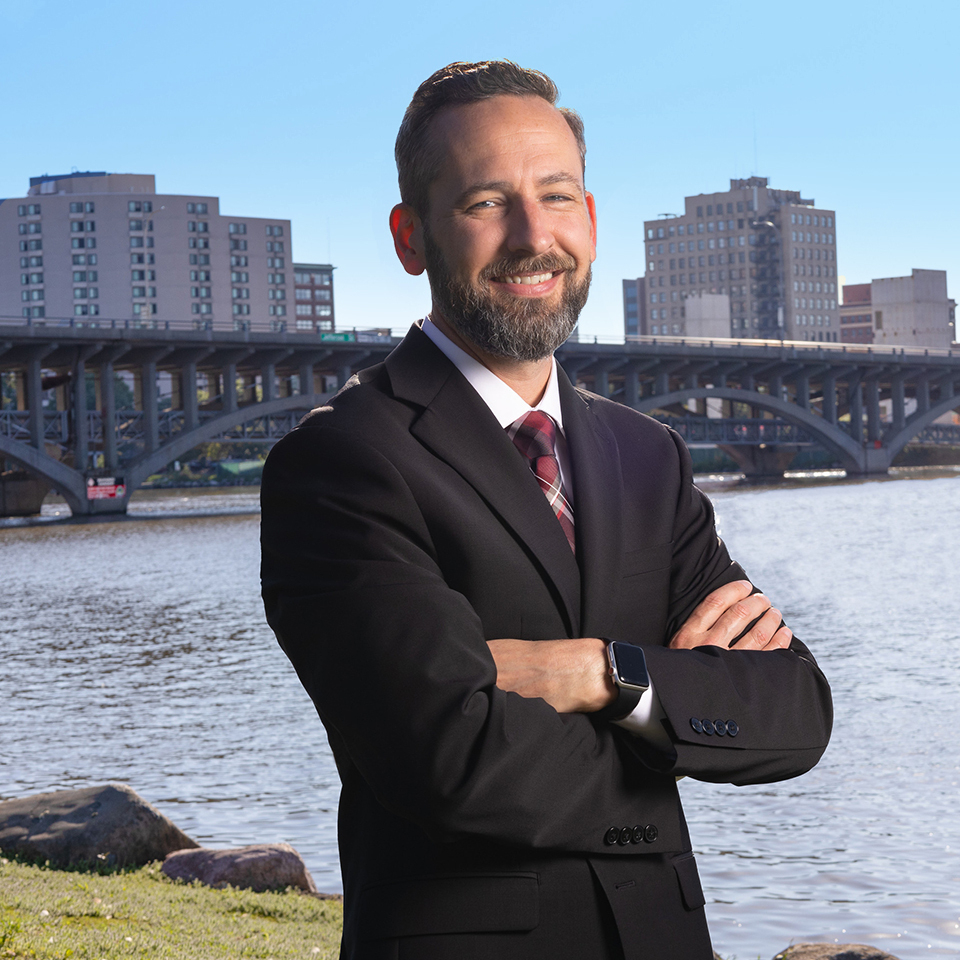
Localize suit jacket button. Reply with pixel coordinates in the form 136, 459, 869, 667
632, 825, 645, 844
701, 719, 715, 735
690, 717, 704, 734
726, 720, 739, 737
643, 824, 659, 843
618, 826, 633, 846
714, 719, 726, 736
604, 827, 620, 846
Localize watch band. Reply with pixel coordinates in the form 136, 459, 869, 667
594, 639, 649, 722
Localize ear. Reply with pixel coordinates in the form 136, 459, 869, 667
585, 191, 598, 262
389, 204, 427, 276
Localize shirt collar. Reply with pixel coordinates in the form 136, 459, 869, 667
421, 316, 565, 432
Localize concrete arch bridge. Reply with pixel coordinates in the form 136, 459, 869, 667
1, 318, 958, 516
556, 335, 960, 476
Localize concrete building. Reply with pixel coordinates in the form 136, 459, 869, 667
839, 271, 955, 348
633, 176, 839, 341
681, 293, 731, 338
871, 269, 955, 349
293, 263, 336, 332
839, 283, 874, 344
1, 172, 295, 331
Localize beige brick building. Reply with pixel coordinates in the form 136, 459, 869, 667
636, 176, 839, 341
0, 172, 302, 331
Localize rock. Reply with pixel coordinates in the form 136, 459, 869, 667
773, 944, 902, 960
161, 843, 318, 893
0, 783, 198, 868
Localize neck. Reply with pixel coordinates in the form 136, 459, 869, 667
430, 310, 553, 407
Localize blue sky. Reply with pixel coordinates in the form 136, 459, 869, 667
2, 0, 957, 341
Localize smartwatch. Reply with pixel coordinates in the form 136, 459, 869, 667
595, 640, 650, 722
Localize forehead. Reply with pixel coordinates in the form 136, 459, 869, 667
427, 95, 584, 193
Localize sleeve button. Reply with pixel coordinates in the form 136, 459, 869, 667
643, 824, 659, 843
726, 720, 739, 737
690, 717, 704, 734
604, 827, 620, 846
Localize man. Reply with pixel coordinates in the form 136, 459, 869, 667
261, 61, 832, 960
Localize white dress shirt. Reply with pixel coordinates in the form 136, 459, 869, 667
421, 318, 671, 750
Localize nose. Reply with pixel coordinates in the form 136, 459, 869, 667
505, 199, 553, 257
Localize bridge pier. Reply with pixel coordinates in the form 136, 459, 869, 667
717, 443, 802, 478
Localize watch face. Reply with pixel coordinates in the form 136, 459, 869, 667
613, 643, 649, 688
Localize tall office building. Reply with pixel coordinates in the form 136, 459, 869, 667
635, 176, 839, 341
0, 172, 302, 331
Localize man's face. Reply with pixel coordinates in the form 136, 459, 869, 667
419, 95, 597, 362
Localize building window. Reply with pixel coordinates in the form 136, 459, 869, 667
131, 237, 144, 248
266, 241, 285, 252
230, 239, 248, 251
266, 225, 284, 237
186, 202, 208, 214
229, 223, 247, 234
296, 304, 313, 316
128, 201, 153, 212
317, 306, 332, 317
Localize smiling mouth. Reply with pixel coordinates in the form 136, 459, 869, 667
494, 271, 558, 285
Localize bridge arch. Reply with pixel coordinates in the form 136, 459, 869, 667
124, 391, 332, 490
885, 394, 960, 459
0, 438, 89, 514
1, 391, 332, 516
632, 387, 868, 473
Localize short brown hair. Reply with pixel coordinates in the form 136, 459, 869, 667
395, 60, 586, 217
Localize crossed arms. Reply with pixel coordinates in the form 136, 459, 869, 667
488, 580, 794, 715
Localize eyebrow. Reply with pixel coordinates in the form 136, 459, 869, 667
454, 171, 583, 206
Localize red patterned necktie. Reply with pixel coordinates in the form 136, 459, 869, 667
508, 411, 576, 554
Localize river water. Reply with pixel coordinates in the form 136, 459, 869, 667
2, 474, 960, 958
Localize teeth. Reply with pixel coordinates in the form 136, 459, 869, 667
499, 272, 555, 285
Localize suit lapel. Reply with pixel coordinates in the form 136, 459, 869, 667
559, 373, 625, 639
386, 327, 582, 636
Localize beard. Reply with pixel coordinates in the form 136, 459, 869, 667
422, 227, 591, 363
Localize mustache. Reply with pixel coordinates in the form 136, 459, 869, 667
479, 253, 577, 282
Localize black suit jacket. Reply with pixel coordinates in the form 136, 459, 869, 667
261, 325, 833, 960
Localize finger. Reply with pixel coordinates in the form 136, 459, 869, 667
730, 607, 783, 650
681, 580, 755, 634
762, 624, 793, 651
710, 592, 774, 644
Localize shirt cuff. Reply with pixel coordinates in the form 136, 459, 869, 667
612, 678, 673, 751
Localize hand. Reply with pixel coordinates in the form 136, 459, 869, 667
486, 637, 616, 714
669, 580, 793, 652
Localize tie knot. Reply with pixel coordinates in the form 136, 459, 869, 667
509, 410, 558, 462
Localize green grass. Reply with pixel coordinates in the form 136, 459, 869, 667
0, 857, 342, 959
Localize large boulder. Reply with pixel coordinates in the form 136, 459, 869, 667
161, 843, 318, 893
0, 783, 198, 868
773, 945, 901, 960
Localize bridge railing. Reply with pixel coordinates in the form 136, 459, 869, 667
656, 416, 815, 445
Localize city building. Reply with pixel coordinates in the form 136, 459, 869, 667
0, 172, 297, 331
871, 269, 955, 349
622, 277, 645, 337
632, 176, 839, 341
839, 270, 955, 348
839, 283, 874, 343
292, 263, 335, 332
